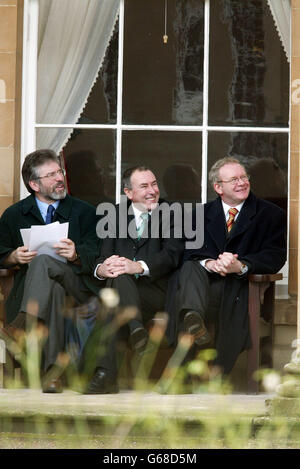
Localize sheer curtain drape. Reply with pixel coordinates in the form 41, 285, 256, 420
267, 0, 290, 61
37, 0, 119, 153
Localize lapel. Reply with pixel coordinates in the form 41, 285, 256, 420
54, 194, 73, 222
125, 199, 161, 248
126, 203, 138, 243
206, 197, 227, 252
137, 198, 166, 248
227, 192, 257, 244
22, 195, 45, 224
205, 193, 257, 251
137, 211, 152, 248
21, 194, 73, 225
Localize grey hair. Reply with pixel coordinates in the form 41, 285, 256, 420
208, 157, 246, 188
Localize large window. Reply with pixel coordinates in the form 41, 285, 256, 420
22, 0, 289, 210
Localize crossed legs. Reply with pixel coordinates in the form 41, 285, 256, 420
19, 254, 93, 371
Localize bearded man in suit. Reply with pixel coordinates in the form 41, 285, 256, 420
0, 149, 100, 393
83, 165, 185, 394
172, 157, 287, 375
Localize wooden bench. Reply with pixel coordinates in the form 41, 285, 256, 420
247, 273, 282, 393
0, 268, 20, 386
0, 268, 282, 392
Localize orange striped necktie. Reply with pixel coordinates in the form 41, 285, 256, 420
227, 207, 238, 232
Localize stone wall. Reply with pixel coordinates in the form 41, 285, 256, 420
0, 0, 22, 214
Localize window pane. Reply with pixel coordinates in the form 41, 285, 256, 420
76, 23, 118, 125
37, 16, 118, 125
122, 131, 202, 203
123, 0, 204, 125
209, 0, 289, 127
207, 131, 288, 211
36, 128, 116, 206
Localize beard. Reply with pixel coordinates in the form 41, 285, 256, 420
48, 188, 67, 200
39, 181, 67, 201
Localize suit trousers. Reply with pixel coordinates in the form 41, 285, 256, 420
175, 260, 224, 328
106, 273, 167, 327
82, 273, 168, 377
20, 254, 94, 371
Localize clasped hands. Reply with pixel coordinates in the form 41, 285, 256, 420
205, 252, 243, 277
96, 255, 144, 278
8, 238, 77, 265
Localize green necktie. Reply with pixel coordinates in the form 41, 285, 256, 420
134, 212, 149, 278
136, 212, 149, 240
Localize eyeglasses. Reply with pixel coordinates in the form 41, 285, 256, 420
34, 169, 66, 180
217, 175, 250, 185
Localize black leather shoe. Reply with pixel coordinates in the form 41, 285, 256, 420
42, 378, 63, 394
183, 311, 211, 346
130, 326, 149, 355
84, 369, 119, 395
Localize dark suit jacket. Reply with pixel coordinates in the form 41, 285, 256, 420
172, 192, 287, 373
94, 199, 185, 291
0, 194, 101, 323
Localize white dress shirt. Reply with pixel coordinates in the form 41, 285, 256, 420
35, 198, 60, 223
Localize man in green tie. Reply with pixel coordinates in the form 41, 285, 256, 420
84, 166, 185, 394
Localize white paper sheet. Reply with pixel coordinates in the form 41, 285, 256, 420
20, 221, 69, 263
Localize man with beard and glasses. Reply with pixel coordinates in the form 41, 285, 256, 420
0, 149, 101, 393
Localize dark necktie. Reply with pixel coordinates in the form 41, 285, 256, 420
45, 204, 55, 224
227, 207, 238, 233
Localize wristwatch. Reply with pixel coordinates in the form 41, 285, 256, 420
239, 262, 248, 275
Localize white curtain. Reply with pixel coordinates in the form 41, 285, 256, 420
37, 0, 119, 153
267, 0, 290, 62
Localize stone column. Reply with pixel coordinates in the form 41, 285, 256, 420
276, 0, 300, 396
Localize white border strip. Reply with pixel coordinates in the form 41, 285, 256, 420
34, 124, 290, 133
201, 0, 210, 203
115, 0, 124, 203
20, 0, 39, 199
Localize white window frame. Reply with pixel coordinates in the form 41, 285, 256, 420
21, 0, 290, 290
22, 0, 290, 198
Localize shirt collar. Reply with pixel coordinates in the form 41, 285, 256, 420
221, 200, 245, 219
131, 203, 151, 225
35, 197, 60, 222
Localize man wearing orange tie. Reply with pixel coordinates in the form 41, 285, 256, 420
170, 157, 287, 375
